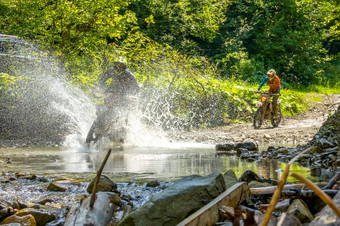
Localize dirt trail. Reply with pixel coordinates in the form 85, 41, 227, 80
168, 94, 340, 147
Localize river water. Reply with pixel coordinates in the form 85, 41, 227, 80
0, 141, 318, 183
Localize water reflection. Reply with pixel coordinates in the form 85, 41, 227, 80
0, 145, 317, 182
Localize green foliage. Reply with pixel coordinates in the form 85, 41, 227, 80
218, 0, 338, 86
0, 0, 338, 131
0, 73, 20, 107
130, 0, 230, 54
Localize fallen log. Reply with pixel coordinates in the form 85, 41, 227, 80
250, 184, 306, 195
176, 182, 250, 226
251, 187, 337, 198
250, 182, 328, 195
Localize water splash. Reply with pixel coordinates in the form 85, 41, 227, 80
0, 35, 95, 145
0, 35, 215, 149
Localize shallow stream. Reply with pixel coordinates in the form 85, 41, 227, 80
0, 142, 319, 182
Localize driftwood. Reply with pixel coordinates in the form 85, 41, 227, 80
176, 182, 250, 226
251, 186, 337, 198
322, 172, 340, 189
64, 149, 113, 226
250, 184, 306, 195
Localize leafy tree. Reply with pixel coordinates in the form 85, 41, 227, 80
219, 0, 338, 86
129, 0, 230, 54
0, 0, 138, 68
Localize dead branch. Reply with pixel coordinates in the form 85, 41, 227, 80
90, 149, 112, 208
322, 172, 340, 190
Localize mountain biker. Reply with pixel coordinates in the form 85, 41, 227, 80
85, 58, 139, 145
255, 69, 281, 118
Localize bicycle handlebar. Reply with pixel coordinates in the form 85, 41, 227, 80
254, 91, 280, 96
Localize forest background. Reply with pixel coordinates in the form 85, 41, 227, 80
0, 0, 339, 138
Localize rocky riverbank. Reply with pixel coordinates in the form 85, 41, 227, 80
0, 168, 338, 225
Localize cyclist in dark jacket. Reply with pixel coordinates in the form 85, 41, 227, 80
85, 59, 139, 145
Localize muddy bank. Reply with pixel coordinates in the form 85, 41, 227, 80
167, 94, 340, 146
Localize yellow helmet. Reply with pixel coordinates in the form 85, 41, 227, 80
267, 69, 276, 76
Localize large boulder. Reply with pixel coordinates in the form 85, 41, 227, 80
118, 173, 226, 226
87, 175, 117, 193
309, 190, 340, 225
64, 192, 118, 226
15, 208, 56, 226
2, 214, 36, 226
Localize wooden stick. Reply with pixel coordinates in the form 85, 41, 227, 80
323, 172, 340, 189
90, 149, 112, 208
260, 147, 313, 226
261, 162, 290, 226
290, 172, 340, 218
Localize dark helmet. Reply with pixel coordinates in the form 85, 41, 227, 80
113, 57, 127, 70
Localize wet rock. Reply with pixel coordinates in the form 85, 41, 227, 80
277, 212, 301, 226
277, 148, 289, 154
2, 214, 37, 226
287, 199, 314, 223
15, 172, 26, 178
267, 146, 276, 152
333, 159, 340, 167
118, 173, 226, 226
0, 200, 16, 220
248, 181, 272, 188
238, 148, 249, 158
87, 175, 117, 193
46, 182, 67, 192
298, 154, 312, 161
23, 174, 37, 180
239, 170, 261, 184
121, 204, 133, 220
274, 199, 291, 212
216, 143, 235, 152
309, 188, 340, 225
146, 179, 160, 187
65, 192, 116, 226
264, 134, 271, 139
312, 146, 324, 154
223, 170, 239, 189
236, 142, 258, 151
109, 193, 121, 205
245, 157, 257, 162
18, 202, 40, 210
34, 198, 54, 206
15, 208, 56, 226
